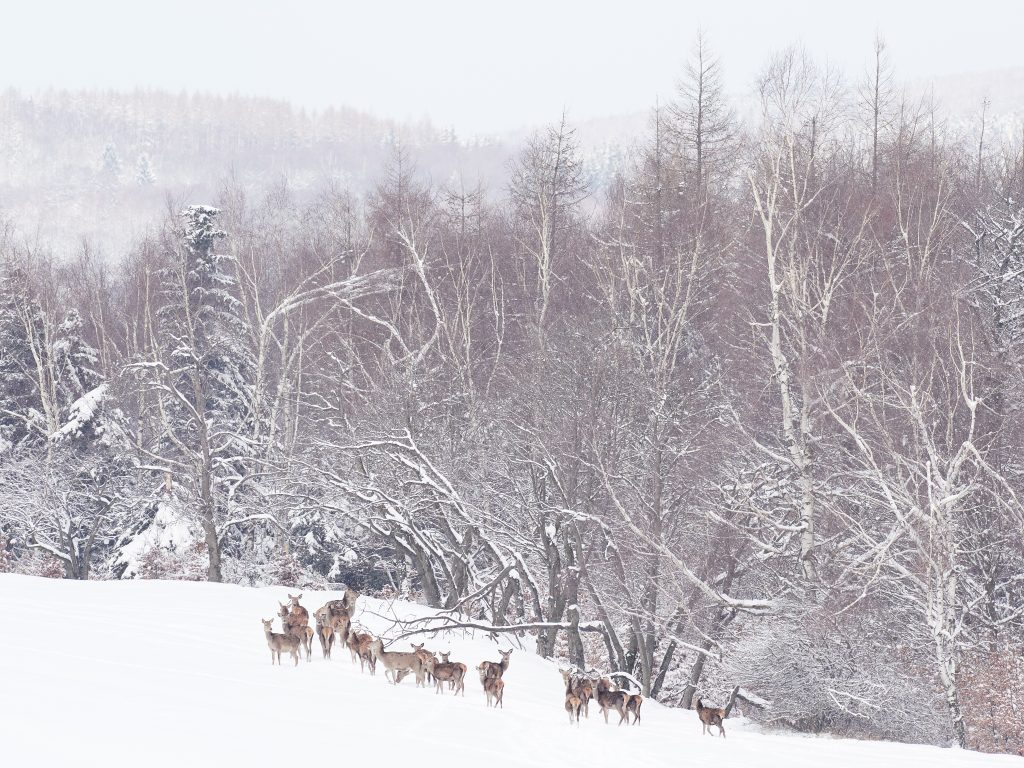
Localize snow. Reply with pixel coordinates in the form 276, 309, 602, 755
50, 383, 106, 440
0, 573, 1018, 768
114, 501, 199, 578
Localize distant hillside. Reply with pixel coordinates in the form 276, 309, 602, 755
2, 71, 1021, 256
0, 89, 518, 254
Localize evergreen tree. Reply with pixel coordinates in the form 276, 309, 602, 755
0, 267, 38, 451
100, 142, 121, 181
136, 153, 156, 186
137, 205, 256, 582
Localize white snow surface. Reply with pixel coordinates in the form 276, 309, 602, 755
1, 574, 1019, 768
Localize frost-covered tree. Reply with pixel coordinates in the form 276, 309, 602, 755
129, 205, 256, 582
136, 152, 156, 186
100, 142, 121, 185
508, 113, 587, 341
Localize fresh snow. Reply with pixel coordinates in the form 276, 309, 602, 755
114, 501, 200, 578
50, 383, 106, 441
1, 573, 1018, 768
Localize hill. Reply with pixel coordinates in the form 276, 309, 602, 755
1, 574, 1019, 767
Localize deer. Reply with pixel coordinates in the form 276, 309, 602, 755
441, 652, 467, 695
314, 600, 352, 660
411, 643, 438, 687
281, 595, 313, 659
595, 677, 630, 725
278, 602, 313, 662
695, 687, 739, 738
624, 692, 643, 724
483, 675, 504, 708
347, 629, 376, 675
560, 669, 594, 719
478, 649, 513, 682
340, 586, 360, 617
368, 638, 423, 685
286, 593, 309, 622
423, 652, 466, 696
262, 618, 300, 667
565, 692, 582, 724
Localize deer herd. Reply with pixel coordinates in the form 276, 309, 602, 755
263, 591, 735, 735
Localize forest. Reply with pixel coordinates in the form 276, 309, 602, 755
1, 40, 1022, 753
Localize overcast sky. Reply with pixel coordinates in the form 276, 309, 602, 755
3, 1, 1022, 135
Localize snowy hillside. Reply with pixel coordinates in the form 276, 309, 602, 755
1, 575, 1018, 768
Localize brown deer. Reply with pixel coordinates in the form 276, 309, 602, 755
624, 692, 643, 724
411, 643, 438, 686
368, 638, 423, 685
286, 593, 309, 622
441, 652, 467, 695
560, 669, 594, 719
262, 618, 300, 667
278, 602, 313, 662
314, 600, 352, 660
340, 586, 360, 617
478, 649, 513, 681
424, 652, 466, 696
347, 630, 376, 675
696, 687, 739, 738
565, 692, 582, 724
595, 678, 630, 725
483, 675, 504, 708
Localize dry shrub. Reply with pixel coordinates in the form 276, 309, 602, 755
961, 641, 1024, 756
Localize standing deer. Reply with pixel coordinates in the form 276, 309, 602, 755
565, 692, 582, 724
340, 586, 360, 617
478, 649, 513, 682
314, 600, 352, 660
483, 676, 504, 708
423, 652, 466, 696
278, 602, 313, 662
411, 643, 438, 687
595, 678, 630, 725
347, 630, 376, 675
281, 595, 313, 659
368, 639, 423, 685
441, 652, 467, 696
560, 669, 594, 718
262, 619, 300, 667
696, 687, 738, 738
286, 593, 309, 622
624, 692, 643, 724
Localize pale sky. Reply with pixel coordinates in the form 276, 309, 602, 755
3, 0, 1022, 135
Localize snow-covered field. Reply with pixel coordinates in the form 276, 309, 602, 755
1, 574, 1018, 768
